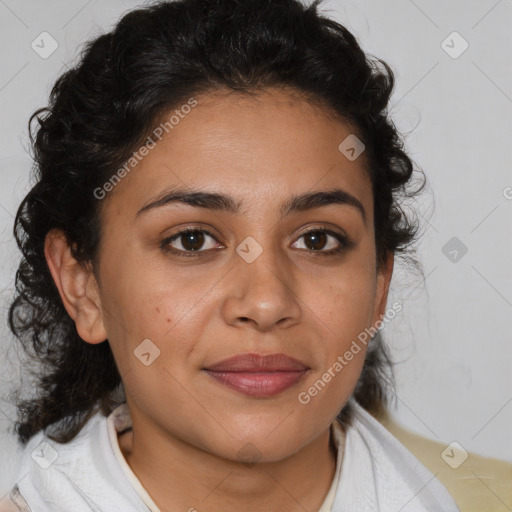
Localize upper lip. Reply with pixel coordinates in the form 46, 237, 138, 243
203, 353, 309, 372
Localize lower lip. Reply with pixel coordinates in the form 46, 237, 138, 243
203, 370, 308, 397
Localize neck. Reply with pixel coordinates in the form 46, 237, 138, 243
118, 418, 340, 511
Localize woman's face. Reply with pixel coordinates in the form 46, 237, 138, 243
93, 87, 392, 462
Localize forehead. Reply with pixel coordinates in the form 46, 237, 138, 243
101, 87, 373, 222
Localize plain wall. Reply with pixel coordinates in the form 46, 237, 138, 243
1, 0, 511, 495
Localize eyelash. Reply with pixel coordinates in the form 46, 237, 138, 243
160, 227, 352, 258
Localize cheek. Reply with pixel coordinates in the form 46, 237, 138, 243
301, 258, 376, 404
308, 266, 377, 342
99, 254, 211, 364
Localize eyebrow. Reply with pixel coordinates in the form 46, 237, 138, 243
135, 187, 366, 222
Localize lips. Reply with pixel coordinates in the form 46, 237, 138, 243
203, 353, 310, 397
204, 352, 309, 372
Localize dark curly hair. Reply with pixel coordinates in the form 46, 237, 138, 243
7, 0, 425, 445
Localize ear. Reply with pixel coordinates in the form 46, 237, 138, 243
371, 251, 394, 326
44, 229, 107, 344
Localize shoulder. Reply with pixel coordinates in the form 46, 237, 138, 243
5, 408, 143, 512
14, 409, 105, 476
375, 406, 512, 512
4, 412, 105, 511
334, 399, 460, 511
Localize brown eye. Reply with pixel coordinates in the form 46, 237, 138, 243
161, 228, 220, 256
303, 231, 328, 251
177, 230, 206, 251
292, 228, 349, 255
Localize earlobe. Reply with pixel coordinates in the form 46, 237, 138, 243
44, 229, 107, 344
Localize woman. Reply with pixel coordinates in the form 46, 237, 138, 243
2, 0, 459, 510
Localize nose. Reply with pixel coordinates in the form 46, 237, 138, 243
221, 239, 302, 332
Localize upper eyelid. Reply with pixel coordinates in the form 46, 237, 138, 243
167, 228, 218, 243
